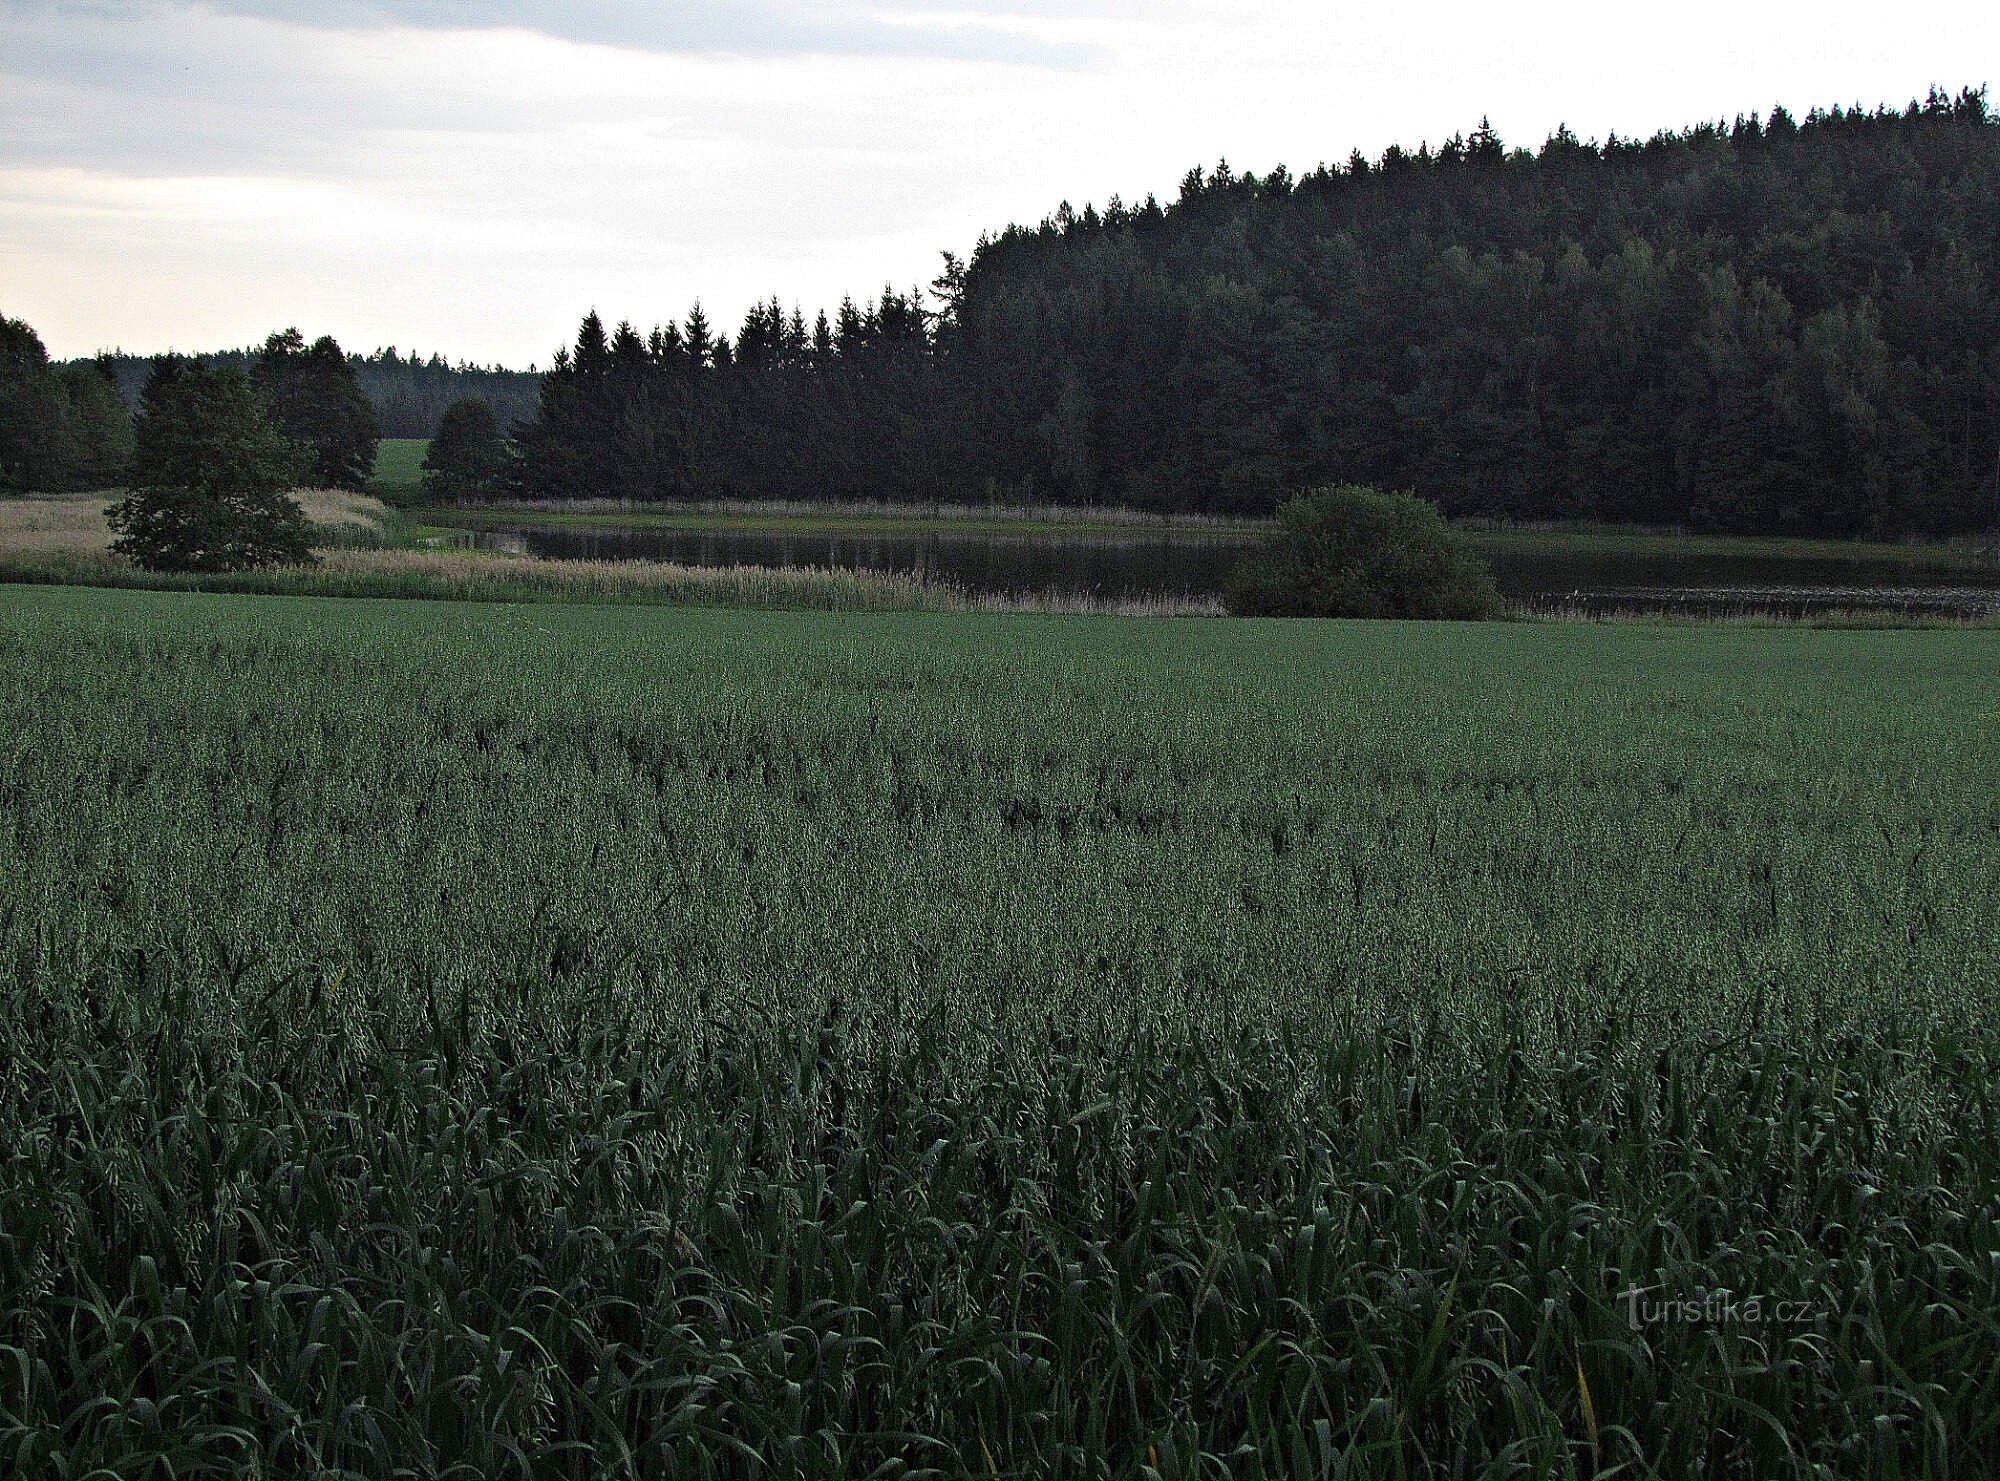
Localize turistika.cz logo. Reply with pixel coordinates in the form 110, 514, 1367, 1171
1620, 1285, 1823, 1330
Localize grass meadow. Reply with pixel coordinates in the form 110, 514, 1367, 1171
367, 437, 430, 502
2, 585, 1997, 1476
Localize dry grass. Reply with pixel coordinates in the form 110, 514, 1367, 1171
296, 488, 392, 528
0, 498, 1230, 616
0, 494, 120, 555
1, 546, 1235, 616
312, 547, 957, 608
0, 490, 394, 557
0, 545, 959, 612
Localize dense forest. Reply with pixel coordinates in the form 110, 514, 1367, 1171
512, 87, 2000, 536
12, 89, 2000, 535
87, 347, 541, 440
5, 324, 387, 496
0, 320, 132, 493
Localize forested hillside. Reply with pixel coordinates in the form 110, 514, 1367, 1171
513, 88, 2000, 536
23, 89, 1999, 534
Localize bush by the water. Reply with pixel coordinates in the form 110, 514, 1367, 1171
1228, 484, 1503, 618
107, 359, 315, 572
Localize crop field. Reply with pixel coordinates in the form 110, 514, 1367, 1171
2, 586, 1997, 1477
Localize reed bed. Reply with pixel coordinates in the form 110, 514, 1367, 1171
0, 544, 1231, 616
0, 547, 957, 612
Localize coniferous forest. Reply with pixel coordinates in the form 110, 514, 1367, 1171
87, 348, 542, 443
21, 89, 2000, 537
509, 89, 2000, 536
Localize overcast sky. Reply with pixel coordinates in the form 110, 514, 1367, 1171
3, 0, 1994, 367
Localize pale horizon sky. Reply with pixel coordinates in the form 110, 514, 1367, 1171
3, 0, 1996, 368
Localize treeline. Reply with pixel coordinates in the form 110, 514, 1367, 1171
510, 295, 941, 503
88, 347, 541, 439
14, 89, 2000, 534
0, 319, 132, 492
510, 87, 2000, 536
3, 321, 381, 494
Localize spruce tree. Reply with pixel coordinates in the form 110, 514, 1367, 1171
108, 359, 314, 571
59, 358, 135, 488
421, 398, 510, 502
0, 316, 71, 492
251, 329, 380, 490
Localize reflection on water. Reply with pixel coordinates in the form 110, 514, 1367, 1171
1522, 586, 2000, 620
465, 523, 1256, 600
452, 520, 2000, 617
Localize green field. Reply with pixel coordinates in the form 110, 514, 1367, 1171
3, 586, 1997, 1476
367, 436, 429, 500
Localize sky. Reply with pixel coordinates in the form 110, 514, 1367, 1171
2, 0, 1995, 368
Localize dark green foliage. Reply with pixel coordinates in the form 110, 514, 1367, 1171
2, 590, 1998, 1476
0, 316, 69, 492
421, 399, 509, 501
251, 328, 381, 490
351, 346, 541, 437
494, 89, 2000, 537
942, 91, 2000, 532
107, 359, 315, 571
91, 345, 542, 440
1228, 484, 1504, 618
57, 358, 136, 488
61, 92, 2000, 533
510, 291, 939, 502
0, 317, 131, 491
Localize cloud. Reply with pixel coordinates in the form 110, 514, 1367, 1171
2, 0, 1992, 365
3, 0, 1104, 64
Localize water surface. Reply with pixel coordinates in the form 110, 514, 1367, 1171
449, 518, 2000, 616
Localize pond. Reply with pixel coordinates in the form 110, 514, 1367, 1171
444, 518, 2000, 617
457, 522, 1257, 600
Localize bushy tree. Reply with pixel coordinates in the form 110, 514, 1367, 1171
252, 328, 379, 490
108, 359, 315, 571
0, 316, 74, 492
1226, 485, 1502, 618
59, 358, 136, 488
0, 319, 134, 491
422, 397, 510, 501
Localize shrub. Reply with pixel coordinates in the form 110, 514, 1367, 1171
107, 358, 315, 572
1227, 484, 1503, 619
